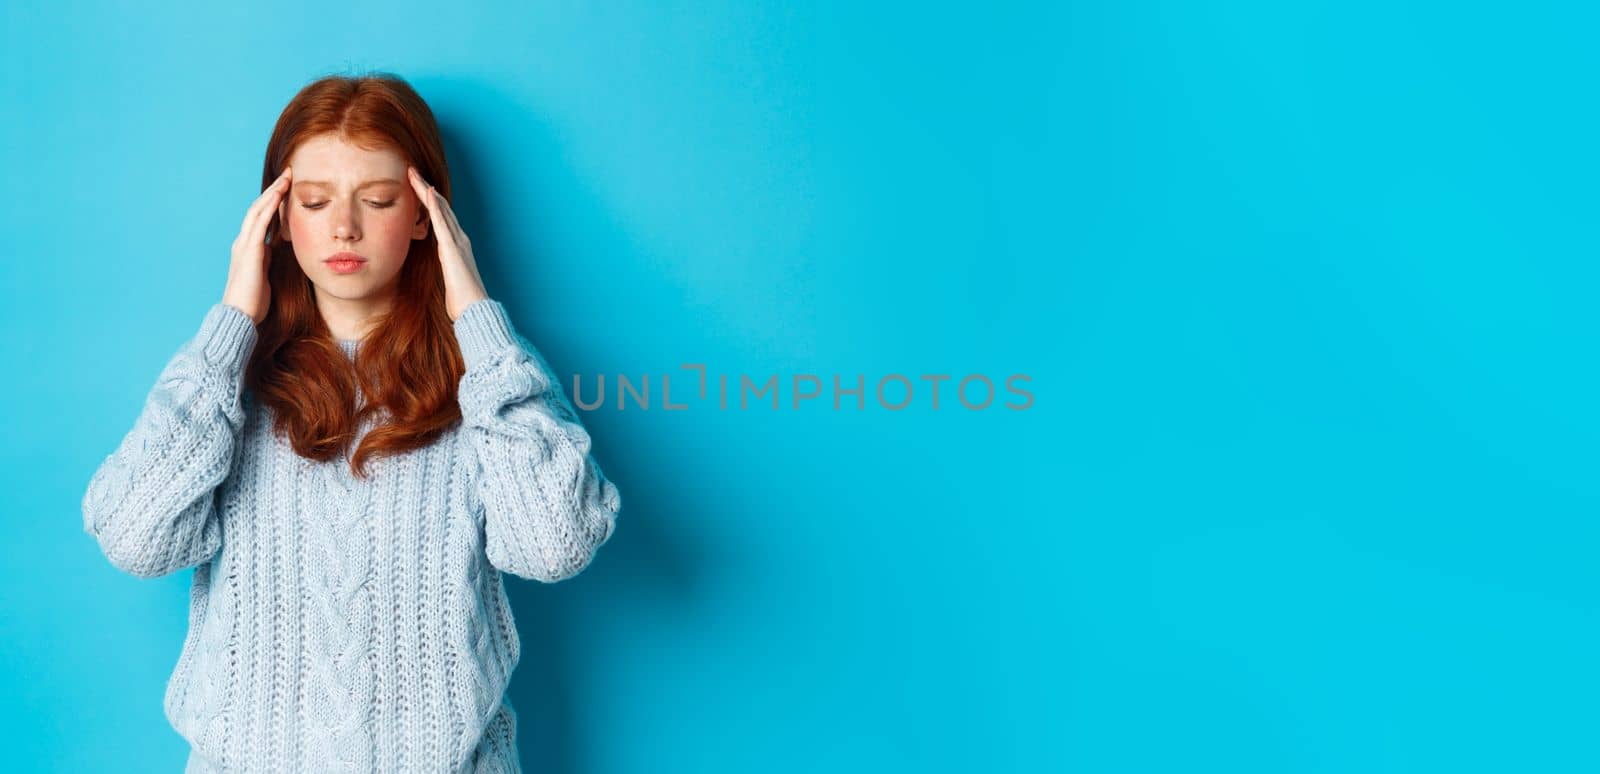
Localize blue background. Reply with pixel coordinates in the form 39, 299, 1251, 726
3, 1, 1595, 772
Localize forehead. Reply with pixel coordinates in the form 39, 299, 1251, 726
286, 134, 407, 181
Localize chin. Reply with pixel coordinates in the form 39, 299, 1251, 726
321, 285, 377, 300
312, 273, 400, 300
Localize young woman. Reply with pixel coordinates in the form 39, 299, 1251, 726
81, 73, 622, 773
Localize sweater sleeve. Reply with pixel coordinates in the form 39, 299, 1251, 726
82, 302, 258, 578
453, 297, 621, 583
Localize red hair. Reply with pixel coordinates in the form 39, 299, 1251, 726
248, 72, 463, 479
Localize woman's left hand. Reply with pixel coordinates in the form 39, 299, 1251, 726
408, 165, 489, 321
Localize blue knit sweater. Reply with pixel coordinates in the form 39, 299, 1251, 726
81, 297, 622, 773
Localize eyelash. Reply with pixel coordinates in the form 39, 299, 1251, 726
299, 200, 396, 210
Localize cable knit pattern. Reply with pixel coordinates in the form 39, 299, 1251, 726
454, 298, 622, 583
81, 298, 622, 773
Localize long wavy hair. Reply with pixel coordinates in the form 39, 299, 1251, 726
247, 72, 465, 480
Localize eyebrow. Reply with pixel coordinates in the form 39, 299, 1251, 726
292, 178, 404, 190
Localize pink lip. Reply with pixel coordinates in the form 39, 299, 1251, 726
325, 252, 367, 274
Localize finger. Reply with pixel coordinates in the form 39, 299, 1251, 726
408, 166, 448, 237
243, 169, 291, 231
251, 168, 292, 212
422, 179, 465, 242
440, 193, 465, 240
407, 165, 430, 199
247, 170, 292, 244
406, 166, 466, 248
407, 165, 439, 217
249, 175, 291, 238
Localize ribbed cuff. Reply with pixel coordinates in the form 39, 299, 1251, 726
196, 302, 259, 373
453, 297, 519, 370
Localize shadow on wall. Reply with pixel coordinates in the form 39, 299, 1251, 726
426, 74, 712, 773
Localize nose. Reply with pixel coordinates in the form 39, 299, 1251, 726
332, 203, 361, 241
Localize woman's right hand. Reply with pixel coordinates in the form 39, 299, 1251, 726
221, 166, 292, 325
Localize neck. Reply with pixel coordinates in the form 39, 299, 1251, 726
314, 284, 395, 344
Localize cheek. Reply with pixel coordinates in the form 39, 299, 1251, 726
372, 212, 417, 245
376, 209, 414, 234
369, 211, 420, 267
286, 207, 313, 235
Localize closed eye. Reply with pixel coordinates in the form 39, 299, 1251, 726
299, 200, 396, 210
